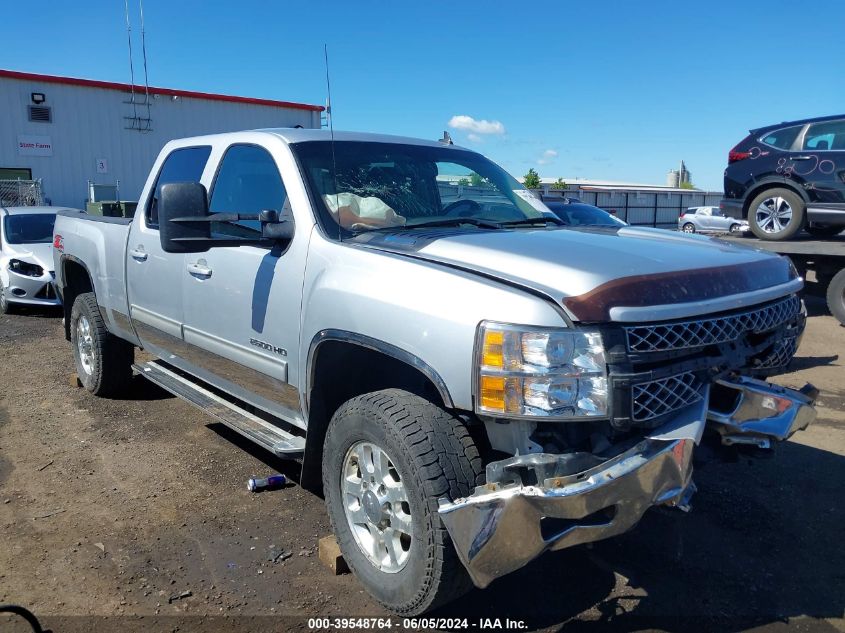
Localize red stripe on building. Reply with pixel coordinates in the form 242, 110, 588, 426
0, 69, 324, 112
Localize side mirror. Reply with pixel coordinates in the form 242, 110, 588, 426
158, 182, 211, 253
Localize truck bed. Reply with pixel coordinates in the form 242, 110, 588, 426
53, 211, 135, 342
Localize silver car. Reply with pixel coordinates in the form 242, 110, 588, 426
0, 207, 70, 313
679, 206, 747, 234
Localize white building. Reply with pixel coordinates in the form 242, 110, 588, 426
0, 69, 323, 207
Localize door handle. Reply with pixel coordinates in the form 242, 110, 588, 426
187, 261, 212, 278
791, 155, 813, 161
129, 247, 148, 262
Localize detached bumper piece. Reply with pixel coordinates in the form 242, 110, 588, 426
707, 376, 817, 449
438, 429, 696, 588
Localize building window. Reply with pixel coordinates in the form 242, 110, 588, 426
28, 105, 52, 123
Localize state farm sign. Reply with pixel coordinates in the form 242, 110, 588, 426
17, 135, 52, 157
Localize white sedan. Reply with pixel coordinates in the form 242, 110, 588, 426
0, 206, 76, 313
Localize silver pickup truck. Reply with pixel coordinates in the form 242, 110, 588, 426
53, 129, 817, 615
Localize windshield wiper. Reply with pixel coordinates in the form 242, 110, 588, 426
353, 217, 503, 233
498, 216, 565, 227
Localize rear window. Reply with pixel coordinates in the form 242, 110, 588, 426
146, 146, 212, 228
760, 125, 802, 150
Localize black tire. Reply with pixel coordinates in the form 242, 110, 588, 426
681, 223, 696, 233
748, 187, 806, 241
70, 292, 134, 396
826, 268, 845, 326
806, 225, 844, 239
729, 223, 742, 233
322, 389, 482, 615
0, 280, 15, 314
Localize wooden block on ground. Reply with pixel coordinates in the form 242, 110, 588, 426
69, 373, 81, 388
319, 534, 349, 575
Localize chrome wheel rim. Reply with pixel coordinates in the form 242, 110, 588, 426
682, 224, 695, 233
76, 315, 95, 376
341, 441, 412, 573
756, 197, 793, 233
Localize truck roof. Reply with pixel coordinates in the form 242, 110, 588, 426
263, 128, 463, 148
169, 128, 467, 150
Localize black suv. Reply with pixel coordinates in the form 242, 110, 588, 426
721, 114, 845, 240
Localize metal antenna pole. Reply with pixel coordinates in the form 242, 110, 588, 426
325, 44, 341, 241
123, 0, 138, 123
139, 0, 152, 129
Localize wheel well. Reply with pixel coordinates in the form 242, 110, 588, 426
742, 182, 806, 218
300, 340, 449, 494
61, 259, 93, 340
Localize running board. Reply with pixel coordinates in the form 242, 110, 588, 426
133, 360, 305, 456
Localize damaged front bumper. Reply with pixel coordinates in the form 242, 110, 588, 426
707, 376, 817, 449
439, 378, 816, 588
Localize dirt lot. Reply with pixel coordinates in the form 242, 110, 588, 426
1, 295, 843, 633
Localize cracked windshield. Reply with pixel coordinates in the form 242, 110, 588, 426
295, 141, 551, 234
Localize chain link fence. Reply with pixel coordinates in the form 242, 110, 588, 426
0, 179, 44, 207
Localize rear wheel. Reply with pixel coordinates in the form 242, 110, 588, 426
748, 188, 805, 240
825, 269, 845, 326
322, 389, 482, 615
681, 223, 696, 233
806, 225, 843, 238
70, 292, 134, 396
729, 223, 742, 233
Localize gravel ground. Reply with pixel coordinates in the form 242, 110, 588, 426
0, 294, 843, 633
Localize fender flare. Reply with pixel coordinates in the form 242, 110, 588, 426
744, 177, 809, 215
304, 329, 455, 415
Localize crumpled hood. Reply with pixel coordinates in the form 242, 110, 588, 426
4, 242, 54, 272
356, 226, 798, 321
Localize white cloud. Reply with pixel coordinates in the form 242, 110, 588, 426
467, 133, 482, 143
448, 115, 506, 135
537, 149, 558, 165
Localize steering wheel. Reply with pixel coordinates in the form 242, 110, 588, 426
443, 199, 483, 218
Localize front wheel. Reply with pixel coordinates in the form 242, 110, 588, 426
681, 223, 696, 233
748, 188, 805, 240
70, 292, 134, 397
826, 269, 845, 326
322, 389, 482, 615
0, 280, 14, 314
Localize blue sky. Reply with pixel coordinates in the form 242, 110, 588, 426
4, 1, 843, 190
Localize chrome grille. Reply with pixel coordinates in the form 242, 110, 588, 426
756, 336, 798, 369
632, 372, 703, 422
625, 295, 801, 353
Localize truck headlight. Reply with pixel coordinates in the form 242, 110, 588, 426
476, 322, 608, 418
8, 259, 44, 277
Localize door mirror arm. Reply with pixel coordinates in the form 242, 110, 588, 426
166, 207, 293, 249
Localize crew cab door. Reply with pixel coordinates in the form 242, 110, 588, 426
126, 145, 212, 356
180, 143, 307, 426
